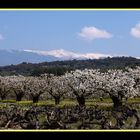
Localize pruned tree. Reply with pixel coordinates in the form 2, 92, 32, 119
126, 66, 140, 98
8, 75, 27, 101
0, 76, 11, 100
47, 76, 67, 105
24, 76, 49, 103
64, 69, 101, 106
96, 69, 137, 108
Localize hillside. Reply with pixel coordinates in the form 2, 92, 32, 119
0, 56, 140, 76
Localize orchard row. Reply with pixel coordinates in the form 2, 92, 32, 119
1, 67, 140, 108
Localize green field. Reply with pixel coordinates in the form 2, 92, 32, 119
0, 98, 140, 108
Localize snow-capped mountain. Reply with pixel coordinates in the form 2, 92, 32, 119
0, 49, 113, 66
24, 49, 112, 60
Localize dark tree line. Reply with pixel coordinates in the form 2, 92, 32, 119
0, 56, 140, 76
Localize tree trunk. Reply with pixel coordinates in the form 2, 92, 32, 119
1, 95, 6, 100
111, 96, 122, 108
16, 94, 23, 101
54, 96, 60, 105
76, 95, 85, 106
33, 95, 40, 103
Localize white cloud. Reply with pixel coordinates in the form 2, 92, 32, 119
130, 22, 140, 38
0, 34, 4, 40
78, 26, 113, 41
24, 49, 113, 59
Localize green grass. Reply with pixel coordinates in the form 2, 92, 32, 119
0, 97, 140, 108
128, 98, 140, 103
0, 100, 16, 103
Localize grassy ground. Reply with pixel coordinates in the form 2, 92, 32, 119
0, 97, 140, 108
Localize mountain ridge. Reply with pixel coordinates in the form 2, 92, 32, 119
0, 49, 114, 66
0, 55, 140, 76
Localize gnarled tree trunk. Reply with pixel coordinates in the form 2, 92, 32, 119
111, 96, 122, 108
76, 95, 85, 106
1, 94, 6, 100
16, 92, 24, 101
32, 95, 40, 103
54, 96, 60, 105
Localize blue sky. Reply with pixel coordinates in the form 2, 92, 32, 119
1, 10, 140, 57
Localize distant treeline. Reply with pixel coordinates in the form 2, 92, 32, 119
0, 56, 140, 76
